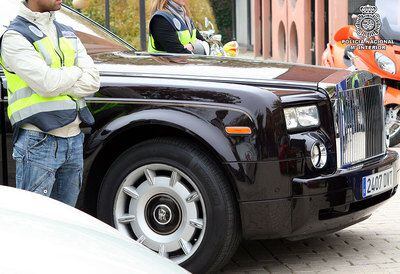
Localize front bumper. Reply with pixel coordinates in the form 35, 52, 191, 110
240, 150, 399, 240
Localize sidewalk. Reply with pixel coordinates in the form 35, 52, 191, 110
237, 50, 264, 61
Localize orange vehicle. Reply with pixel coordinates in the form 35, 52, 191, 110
322, 21, 400, 146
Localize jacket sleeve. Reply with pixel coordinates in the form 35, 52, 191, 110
66, 38, 100, 98
1, 30, 82, 98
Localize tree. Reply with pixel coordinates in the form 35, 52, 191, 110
209, 0, 233, 43
65, 0, 221, 48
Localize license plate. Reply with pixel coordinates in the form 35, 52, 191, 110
362, 168, 393, 198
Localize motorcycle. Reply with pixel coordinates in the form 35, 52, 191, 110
322, 16, 400, 146
193, 17, 239, 57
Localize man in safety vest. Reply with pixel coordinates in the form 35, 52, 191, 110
0, 0, 100, 207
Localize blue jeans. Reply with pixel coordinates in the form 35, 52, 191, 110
12, 129, 84, 207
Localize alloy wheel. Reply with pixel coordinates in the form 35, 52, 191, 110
113, 164, 206, 264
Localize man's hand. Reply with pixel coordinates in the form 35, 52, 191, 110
66, 38, 100, 98
184, 43, 194, 52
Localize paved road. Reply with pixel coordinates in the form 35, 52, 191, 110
222, 171, 400, 273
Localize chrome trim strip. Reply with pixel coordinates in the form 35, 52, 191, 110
337, 153, 386, 171
99, 72, 318, 89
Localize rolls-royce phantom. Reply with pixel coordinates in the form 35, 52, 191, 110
0, 1, 398, 273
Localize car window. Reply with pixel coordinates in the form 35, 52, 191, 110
57, 7, 133, 54
0, 0, 133, 56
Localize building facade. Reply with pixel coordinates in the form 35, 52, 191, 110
235, 0, 375, 65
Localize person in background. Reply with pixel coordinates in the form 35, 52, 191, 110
148, 0, 206, 54
0, 0, 100, 207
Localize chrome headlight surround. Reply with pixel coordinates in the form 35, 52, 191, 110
311, 142, 328, 169
284, 105, 320, 131
375, 52, 396, 74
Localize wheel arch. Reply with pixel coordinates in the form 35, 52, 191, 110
82, 109, 242, 215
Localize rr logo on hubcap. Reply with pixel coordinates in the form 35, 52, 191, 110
153, 204, 172, 225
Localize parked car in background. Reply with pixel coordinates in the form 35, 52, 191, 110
0, 1, 399, 273
0, 186, 188, 274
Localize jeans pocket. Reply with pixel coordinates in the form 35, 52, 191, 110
27, 134, 54, 164
12, 146, 24, 163
27, 134, 48, 150
26, 162, 54, 195
29, 134, 48, 149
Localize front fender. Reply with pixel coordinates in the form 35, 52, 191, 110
81, 106, 256, 204
89, 107, 241, 163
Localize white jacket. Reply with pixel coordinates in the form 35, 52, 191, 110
1, 2, 100, 137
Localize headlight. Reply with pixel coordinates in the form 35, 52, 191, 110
375, 52, 396, 74
284, 105, 320, 130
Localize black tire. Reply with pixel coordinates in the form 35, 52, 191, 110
97, 137, 240, 273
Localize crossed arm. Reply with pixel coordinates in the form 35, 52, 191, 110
1, 30, 100, 98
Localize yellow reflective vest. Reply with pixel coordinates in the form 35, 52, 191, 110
148, 11, 197, 54
0, 15, 94, 132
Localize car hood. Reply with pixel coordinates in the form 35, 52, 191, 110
0, 186, 188, 274
93, 52, 343, 87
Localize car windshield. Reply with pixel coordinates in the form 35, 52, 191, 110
0, 0, 133, 55
376, 0, 400, 40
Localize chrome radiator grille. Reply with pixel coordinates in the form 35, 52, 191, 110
334, 85, 385, 168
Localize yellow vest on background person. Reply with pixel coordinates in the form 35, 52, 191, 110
148, 11, 197, 53
0, 15, 94, 132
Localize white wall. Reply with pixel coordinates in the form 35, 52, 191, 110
235, 0, 251, 48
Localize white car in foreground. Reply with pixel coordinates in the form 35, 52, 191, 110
0, 186, 188, 274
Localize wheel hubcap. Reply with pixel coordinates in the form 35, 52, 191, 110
146, 195, 181, 234
113, 164, 206, 263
